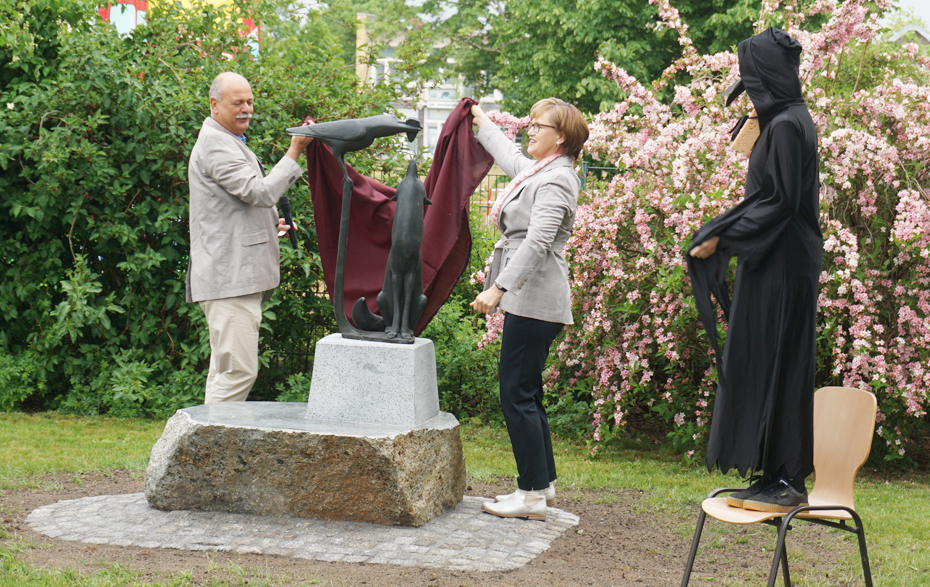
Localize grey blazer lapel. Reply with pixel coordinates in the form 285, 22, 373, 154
496, 155, 573, 222
495, 181, 527, 221
235, 140, 265, 177
204, 117, 265, 176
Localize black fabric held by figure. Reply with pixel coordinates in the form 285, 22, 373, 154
687, 28, 823, 480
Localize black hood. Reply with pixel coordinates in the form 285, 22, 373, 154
732, 28, 804, 117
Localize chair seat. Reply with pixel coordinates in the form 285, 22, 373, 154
702, 497, 854, 525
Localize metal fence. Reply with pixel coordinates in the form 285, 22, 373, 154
469, 173, 510, 228
580, 162, 620, 188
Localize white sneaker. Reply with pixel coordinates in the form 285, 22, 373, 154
482, 489, 547, 521
494, 482, 555, 506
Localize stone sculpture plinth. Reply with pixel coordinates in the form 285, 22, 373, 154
307, 334, 439, 426
145, 337, 465, 527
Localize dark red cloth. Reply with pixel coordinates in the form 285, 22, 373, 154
306, 98, 494, 334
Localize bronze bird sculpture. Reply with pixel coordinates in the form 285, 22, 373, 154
285, 115, 422, 341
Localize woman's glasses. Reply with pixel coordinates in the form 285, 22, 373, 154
527, 122, 557, 133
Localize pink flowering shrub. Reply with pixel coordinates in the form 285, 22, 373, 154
488, 0, 929, 461
486, 111, 529, 140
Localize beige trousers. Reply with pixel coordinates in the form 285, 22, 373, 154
199, 292, 263, 403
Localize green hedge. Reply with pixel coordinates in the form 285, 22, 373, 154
0, 0, 424, 416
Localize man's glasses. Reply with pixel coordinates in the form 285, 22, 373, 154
527, 122, 557, 133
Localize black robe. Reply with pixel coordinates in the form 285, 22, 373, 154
687, 28, 823, 480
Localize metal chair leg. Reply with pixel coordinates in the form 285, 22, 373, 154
681, 509, 708, 587
780, 537, 792, 587
767, 518, 792, 587
850, 510, 874, 587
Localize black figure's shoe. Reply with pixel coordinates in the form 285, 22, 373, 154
742, 479, 809, 513
724, 475, 767, 508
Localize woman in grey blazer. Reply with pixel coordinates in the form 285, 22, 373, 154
470, 99, 589, 521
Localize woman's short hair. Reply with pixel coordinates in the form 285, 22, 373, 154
530, 98, 589, 161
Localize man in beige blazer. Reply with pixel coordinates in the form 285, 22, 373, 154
186, 72, 312, 403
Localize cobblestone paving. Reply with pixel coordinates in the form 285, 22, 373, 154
26, 494, 579, 571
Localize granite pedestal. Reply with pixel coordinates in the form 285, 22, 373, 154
145, 336, 465, 527
307, 334, 439, 427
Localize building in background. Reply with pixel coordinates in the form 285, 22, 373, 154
353, 12, 502, 156
889, 24, 930, 47
98, 0, 147, 33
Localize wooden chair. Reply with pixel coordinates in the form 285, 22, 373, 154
681, 387, 877, 587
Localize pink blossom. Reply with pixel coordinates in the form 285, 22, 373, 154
472, 0, 929, 459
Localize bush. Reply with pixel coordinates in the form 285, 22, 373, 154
488, 0, 930, 461
275, 372, 312, 403
0, 349, 46, 412
0, 0, 427, 416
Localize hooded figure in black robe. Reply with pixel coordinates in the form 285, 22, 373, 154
687, 28, 823, 492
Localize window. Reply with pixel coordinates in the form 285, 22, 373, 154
428, 88, 457, 100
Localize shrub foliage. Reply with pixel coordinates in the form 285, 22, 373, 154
0, 0, 421, 416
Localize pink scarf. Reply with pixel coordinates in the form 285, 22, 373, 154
490, 152, 561, 230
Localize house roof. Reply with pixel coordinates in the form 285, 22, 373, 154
889, 24, 930, 46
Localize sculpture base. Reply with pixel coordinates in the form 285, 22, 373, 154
307, 334, 439, 427
145, 403, 465, 527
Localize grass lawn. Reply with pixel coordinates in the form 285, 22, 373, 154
464, 425, 930, 586
1, 413, 928, 586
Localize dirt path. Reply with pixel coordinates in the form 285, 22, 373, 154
0, 471, 857, 586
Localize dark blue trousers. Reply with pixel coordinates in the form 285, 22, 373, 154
499, 313, 563, 491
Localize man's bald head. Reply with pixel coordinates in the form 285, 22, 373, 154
209, 72, 254, 136
209, 72, 249, 102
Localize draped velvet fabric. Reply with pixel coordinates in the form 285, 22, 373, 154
687, 28, 823, 480
306, 98, 494, 335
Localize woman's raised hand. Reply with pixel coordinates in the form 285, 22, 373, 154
471, 104, 490, 129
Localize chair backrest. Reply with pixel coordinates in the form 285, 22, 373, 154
809, 387, 878, 509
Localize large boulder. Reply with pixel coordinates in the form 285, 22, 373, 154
145, 403, 465, 527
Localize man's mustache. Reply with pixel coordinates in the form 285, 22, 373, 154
235, 113, 252, 120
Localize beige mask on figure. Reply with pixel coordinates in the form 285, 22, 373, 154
721, 79, 760, 155
729, 109, 760, 155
